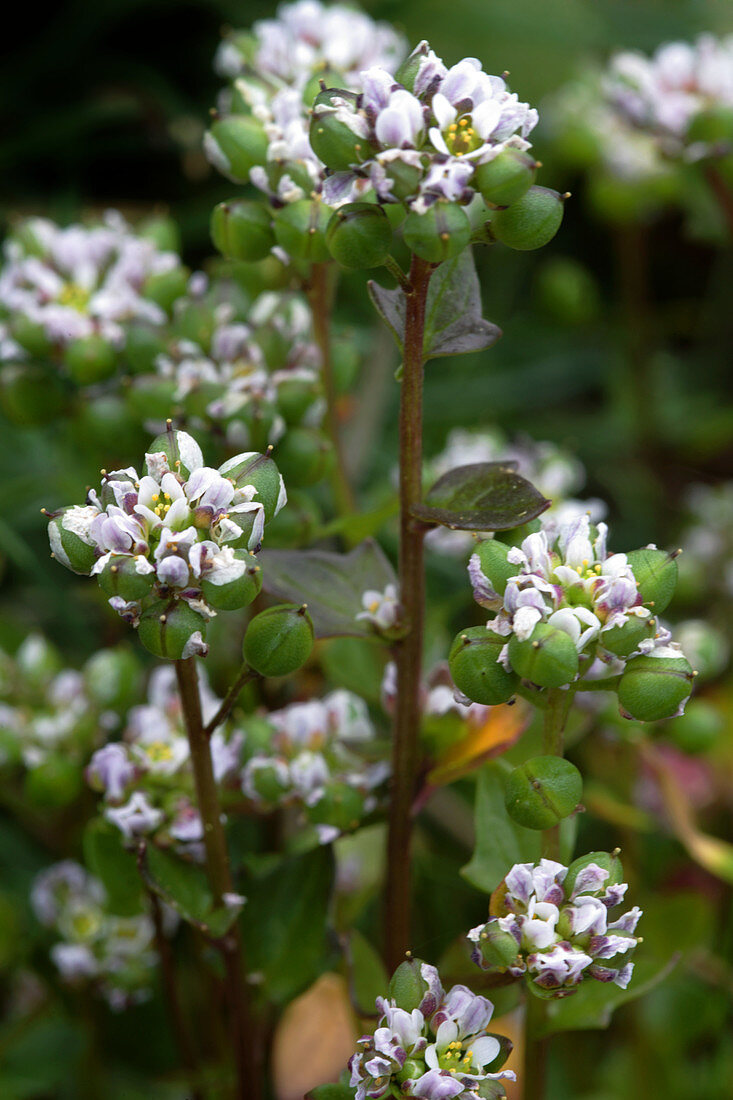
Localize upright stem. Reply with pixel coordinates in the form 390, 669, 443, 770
385, 255, 433, 971
175, 658, 260, 1100
540, 687, 571, 860
705, 163, 733, 239
308, 262, 356, 521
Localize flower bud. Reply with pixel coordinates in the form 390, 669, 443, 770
396, 1060, 424, 1085
211, 200, 275, 262
138, 600, 208, 660
47, 506, 98, 575
310, 88, 372, 171
563, 850, 623, 899
248, 759, 289, 805
474, 539, 516, 598
664, 699, 723, 755
601, 615, 655, 658
243, 603, 314, 677
97, 555, 156, 602
387, 956, 433, 1012
148, 428, 203, 480
274, 427, 333, 488
626, 547, 678, 613
205, 115, 269, 183
490, 186, 565, 251
504, 755, 583, 830
473, 922, 521, 969
201, 549, 262, 611
326, 203, 392, 269
307, 781, 364, 831
618, 653, 694, 722
141, 267, 189, 313
63, 335, 117, 385
273, 199, 331, 262
449, 626, 518, 705
474, 149, 537, 207
0, 364, 67, 426
508, 623, 579, 688
403, 203, 471, 263
219, 451, 285, 521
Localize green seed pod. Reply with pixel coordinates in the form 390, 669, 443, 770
276, 378, 318, 425
47, 506, 99, 575
474, 539, 516, 598
141, 267, 189, 314
0, 364, 67, 426
137, 214, 181, 253
395, 42, 429, 93
307, 782, 364, 831
600, 615, 655, 658
663, 699, 723, 755
274, 427, 333, 487
97, 555, 156, 602
147, 428, 203, 480
687, 106, 733, 146
302, 67, 344, 109
396, 1060, 425, 1086
474, 149, 537, 207
626, 547, 678, 613
172, 299, 217, 350
504, 755, 583, 830
243, 603, 314, 677
563, 850, 624, 900
464, 192, 495, 245
201, 549, 262, 611
83, 646, 140, 712
211, 200, 274, 262
494, 519, 542, 547
63, 335, 117, 385
449, 626, 518, 705
206, 115, 269, 183
387, 956, 433, 1012
618, 654, 694, 722
273, 199, 331, 262
309, 89, 371, 171
219, 451, 285, 521
331, 334, 361, 395
326, 203, 393, 268
123, 324, 169, 375
491, 186, 565, 251
138, 601, 208, 660
125, 377, 178, 423
11, 315, 53, 358
24, 754, 83, 809
508, 623, 579, 688
249, 760, 289, 805
403, 203, 471, 263
675, 620, 729, 682
535, 256, 600, 327
474, 922, 522, 969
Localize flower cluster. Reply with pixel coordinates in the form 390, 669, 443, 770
317, 43, 538, 213
349, 966, 514, 1099
468, 856, 642, 996
47, 429, 285, 656
0, 212, 183, 357
87, 666, 242, 852
241, 689, 388, 842
31, 861, 159, 1010
604, 35, 733, 158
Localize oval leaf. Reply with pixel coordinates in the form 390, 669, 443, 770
414, 462, 550, 531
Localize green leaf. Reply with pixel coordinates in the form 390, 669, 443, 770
83, 819, 143, 917
140, 845, 239, 936
241, 847, 335, 1005
348, 929, 388, 1014
306, 1085, 355, 1100
461, 763, 541, 894
258, 539, 397, 638
368, 250, 501, 363
413, 462, 550, 531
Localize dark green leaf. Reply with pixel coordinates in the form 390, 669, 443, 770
258, 539, 397, 638
140, 845, 239, 936
83, 818, 143, 917
348, 929, 388, 1014
461, 763, 541, 894
414, 462, 550, 531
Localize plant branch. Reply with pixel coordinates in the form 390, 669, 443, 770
540, 689, 572, 860
385, 254, 433, 971
705, 162, 733, 239
204, 663, 259, 738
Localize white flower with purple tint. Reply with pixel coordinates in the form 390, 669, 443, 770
356, 584, 401, 634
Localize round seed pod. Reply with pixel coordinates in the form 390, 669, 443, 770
302, 68, 344, 109
473, 922, 522, 969
64, 335, 117, 385
137, 213, 181, 253
210, 200, 274, 262
504, 755, 583, 830
206, 115, 269, 183
626, 547, 678, 613
138, 600, 208, 660
491, 186, 565, 251
274, 199, 331, 262
274, 427, 333, 488
147, 428, 203, 480
276, 377, 318, 425
326, 203, 393, 268
201, 549, 262, 611
474, 148, 537, 207
47, 506, 99, 575
0, 363, 67, 426
449, 626, 518, 705
387, 957, 433, 1013
474, 539, 516, 598
11, 315, 53, 358
97, 555, 156, 602
618, 654, 694, 722
243, 603, 314, 677
307, 782, 365, 831
663, 699, 723, 755
247, 760, 289, 805
600, 615, 655, 658
403, 203, 471, 263
141, 267, 189, 314
562, 850, 624, 900
219, 451, 285, 521
309, 89, 371, 171
124, 377, 178, 423
507, 623, 579, 688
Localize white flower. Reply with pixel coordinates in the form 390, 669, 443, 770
356, 584, 401, 633
105, 791, 164, 838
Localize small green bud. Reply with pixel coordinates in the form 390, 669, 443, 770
626, 547, 678, 613
601, 615, 655, 658
508, 624, 579, 688
475, 923, 521, 969
302, 68, 344, 109
141, 267, 189, 313
138, 601, 208, 660
276, 378, 318, 425
211, 200, 274, 262
63, 335, 117, 385
387, 957, 432, 1012
618, 654, 694, 722
201, 550, 262, 611
394, 41, 430, 93
449, 626, 518, 705
474, 149, 537, 207
173, 299, 216, 350
504, 755, 583, 830
307, 782, 364, 831
97, 555, 156, 602
243, 603, 314, 677
274, 199, 331, 262
474, 539, 516, 598
664, 699, 723, 755
147, 428, 203, 480
326, 203, 392, 268
491, 186, 565, 251
274, 427, 333, 488
403, 203, 471, 263
309, 89, 372, 171
47, 506, 98, 575
11, 315, 53, 358
563, 850, 624, 899
0, 364, 67, 426
396, 1060, 424, 1085
219, 451, 285, 521
206, 115, 269, 183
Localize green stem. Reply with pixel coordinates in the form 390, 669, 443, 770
308, 262, 356, 523
523, 991, 549, 1100
541, 689, 572, 860
204, 662, 259, 738
385, 254, 433, 971
175, 658, 260, 1100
